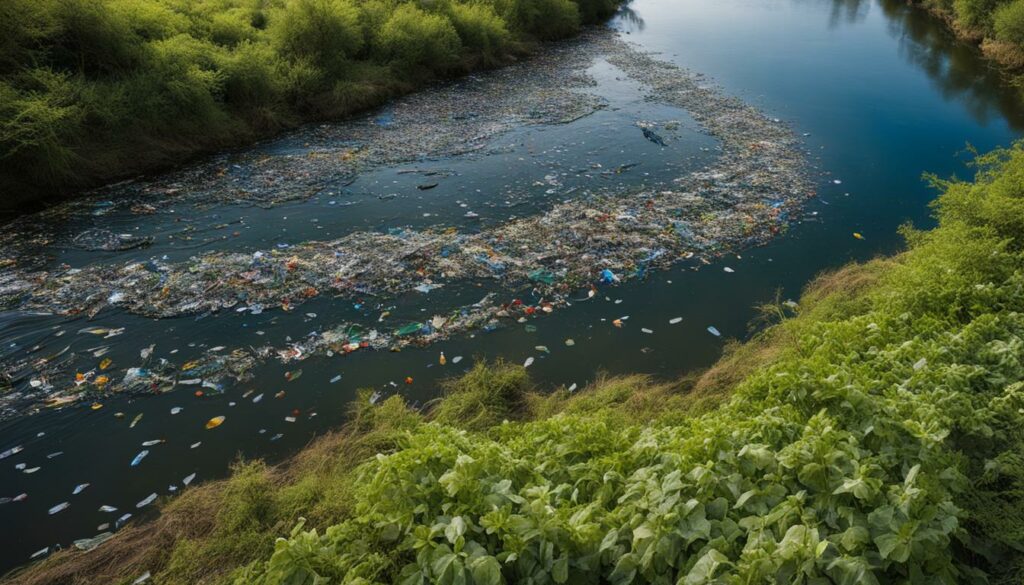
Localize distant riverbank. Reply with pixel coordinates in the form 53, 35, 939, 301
0, 0, 620, 210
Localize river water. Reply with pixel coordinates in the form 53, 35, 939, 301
0, 0, 1021, 572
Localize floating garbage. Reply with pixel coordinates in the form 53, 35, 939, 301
182, 473, 196, 486
707, 326, 722, 337
48, 502, 70, 515
136, 493, 157, 508
74, 532, 113, 552
130, 450, 148, 467
523, 357, 535, 368
72, 483, 90, 495
1, 445, 23, 460
99, 505, 118, 512
205, 416, 225, 429
669, 317, 682, 324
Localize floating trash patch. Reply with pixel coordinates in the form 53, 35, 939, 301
0, 32, 811, 418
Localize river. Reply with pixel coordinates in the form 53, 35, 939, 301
0, 0, 1020, 572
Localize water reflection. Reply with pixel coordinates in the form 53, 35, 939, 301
875, 0, 1024, 131
827, 0, 870, 29
615, 0, 646, 33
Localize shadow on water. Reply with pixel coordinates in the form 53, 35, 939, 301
875, 0, 1024, 131
616, 1, 647, 33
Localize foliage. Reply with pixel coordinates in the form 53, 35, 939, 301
995, 0, 1024, 44
233, 147, 1024, 584
377, 4, 463, 73
0, 0, 622, 206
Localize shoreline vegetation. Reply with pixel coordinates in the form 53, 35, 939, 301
0, 0, 620, 210
7, 144, 1024, 583
913, 0, 1024, 72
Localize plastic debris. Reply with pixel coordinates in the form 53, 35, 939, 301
136, 493, 157, 508
130, 450, 149, 467
707, 326, 722, 337
182, 472, 196, 486
205, 416, 225, 429
48, 502, 70, 515
669, 317, 682, 324
74, 532, 114, 552
1, 445, 23, 460
72, 483, 90, 495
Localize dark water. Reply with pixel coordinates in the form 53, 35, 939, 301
1, 0, 1021, 572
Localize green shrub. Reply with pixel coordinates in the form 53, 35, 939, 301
514, 0, 581, 40
953, 0, 1005, 30
209, 9, 260, 47
448, 3, 511, 64
0, 72, 85, 187
270, 0, 364, 75
994, 0, 1024, 43
377, 4, 463, 73
48, 0, 142, 75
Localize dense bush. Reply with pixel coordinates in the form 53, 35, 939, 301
952, 0, 1005, 30
377, 4, 463, 72
994, 0, 1024, 43
448, 3, 512, 65
270, 0, 363, 74
0, 0, 621, 207
234, 147, 1024, 585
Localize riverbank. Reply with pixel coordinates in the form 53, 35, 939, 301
0, 0, 620, 210
910, 0, 1024, 72
7, 142, 1023, 584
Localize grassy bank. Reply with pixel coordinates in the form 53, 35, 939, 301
0, 0, 619, 209
7, 144, 1024, 583
912, 0, 1024, 70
